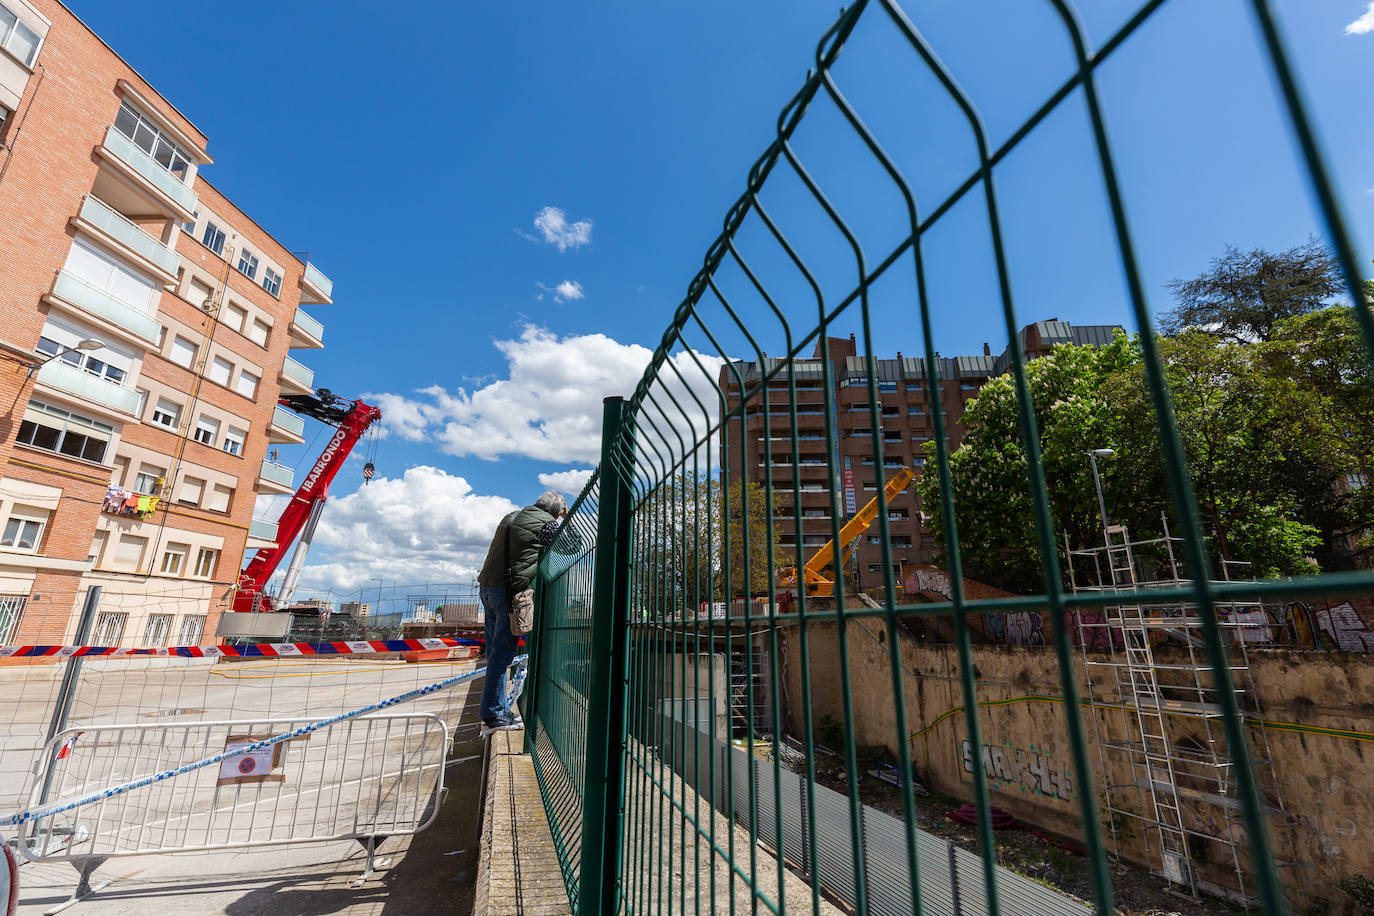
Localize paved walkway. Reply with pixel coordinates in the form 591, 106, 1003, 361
475, 730, 570, 916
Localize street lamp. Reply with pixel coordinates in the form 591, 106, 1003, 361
28, 338, 104, 378
1087, 448, 1115, 543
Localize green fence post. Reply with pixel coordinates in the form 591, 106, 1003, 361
580, 396, 635, 916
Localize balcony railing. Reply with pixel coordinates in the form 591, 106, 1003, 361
101, 126, 197, 214
291, 308, 324, 344
270, 405, 305, 438
300, 260, 333, 302
51, 270, 161, 344
280, 355, 314, 390
78, 196, 180, 277
248, 519, 279, 542
35, 360, 141, 415
259, 459, 295, 490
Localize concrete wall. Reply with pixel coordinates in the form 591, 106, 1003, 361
778, 616, 1374, 906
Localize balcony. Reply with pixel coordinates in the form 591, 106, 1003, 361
35, 360, 141, 417
298, 260, 333, 305
45, 270, 161, 347
279, 355, 314, 395
96, 126, 198, 219
74, 196, 180, 282
258, 459, 295, 494
268, 405, 306, 444
288, 307, 325, 349
246, 518, 279, 547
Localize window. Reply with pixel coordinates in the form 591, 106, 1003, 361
224, 302, 247, 333
193, 547, 219, 579
169, 335, 196, 368
181, 209, 198, 235
206, 483, 232, 513
0, 5, 42, 67
63, 238, 157, 312
112, 101, 192, 180
236, 251, 258, 280
261, 267, 282, 298
159, 543, 188, 576
17, 400, 113, 463
0, 594, 27, 644
235, 371, 259, 399
92, 611, 128, 646
193, 416, 219, 446
151, 397, 181, 429
201, 221, 226, 256
0, 506, 46, 552
132, 464, 165, 495
143, 614, 173, 646
222, 426, 246, 457
178, 615, 205, 645
248, 318, 270, 347
187, 277, 213, 311
110, 535, 147, 572
1350, 472, 1369, 491
839, 377, 868, 388
878, 381, 898, 393
208, 356, 232, 386
175, 475, 204, 506
35, 336, 126, 386
88, 530, 107, 565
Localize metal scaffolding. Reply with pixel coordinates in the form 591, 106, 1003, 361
1067, 519, 1295, 906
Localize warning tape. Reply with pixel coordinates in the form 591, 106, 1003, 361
0, 636, 485, 661
0, 655, 527, 829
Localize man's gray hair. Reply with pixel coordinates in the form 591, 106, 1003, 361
534, 490, 568, 517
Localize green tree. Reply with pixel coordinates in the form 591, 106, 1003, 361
637, 473, 786, 614
916, 330, 1325, 592
1162, 239, 1341, 343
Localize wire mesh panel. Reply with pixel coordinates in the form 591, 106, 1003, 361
528, 469, 602, 908
525, 1, 1373, 914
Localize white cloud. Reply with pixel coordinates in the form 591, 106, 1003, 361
532, 206, 593, 252
536, 280, 585, 303
369, 324, 726, 465
292, 466, 517, 591
1347, 2, 1374, 34
538, 468, 594, 495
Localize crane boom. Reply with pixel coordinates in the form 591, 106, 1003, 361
781, 467, 916, 597
232, 390, 381, 613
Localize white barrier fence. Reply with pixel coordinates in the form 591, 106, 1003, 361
21, 712, 448, 862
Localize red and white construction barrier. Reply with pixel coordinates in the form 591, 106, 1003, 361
0, 636, 485, 661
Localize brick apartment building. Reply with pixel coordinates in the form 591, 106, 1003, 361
721, 320, 1120, 586
0, 0, 332, 647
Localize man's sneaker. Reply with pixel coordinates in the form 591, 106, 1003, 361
479, 719, 522, 738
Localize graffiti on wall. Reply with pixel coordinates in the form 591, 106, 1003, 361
1065, 609, 1124, 649
986, 611, 1046, 646
961, 739, 1073, 801
906, 567, 952, 599
1315, 602, 1374, 652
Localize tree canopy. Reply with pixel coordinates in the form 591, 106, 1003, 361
1161, 239, 1342, 343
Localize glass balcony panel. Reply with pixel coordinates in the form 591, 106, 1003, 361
36, 360, 141, 414
79, 196, 180, 277
291, 308, 324, 343
259, 459, 294, 489
52, 270, 160, 343
280, 355, 314, 389
102, 126, 197, 213
271, 405, 305, 437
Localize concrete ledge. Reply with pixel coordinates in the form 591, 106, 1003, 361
476, 729, 572, 916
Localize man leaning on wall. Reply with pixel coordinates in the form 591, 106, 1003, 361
476, 489, 568, 738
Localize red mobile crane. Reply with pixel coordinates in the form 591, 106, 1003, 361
232, 389, 382, 614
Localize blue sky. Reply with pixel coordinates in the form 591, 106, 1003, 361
74, 0, 1374, 600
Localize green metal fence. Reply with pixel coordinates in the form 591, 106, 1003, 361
526, 2, 1373, 914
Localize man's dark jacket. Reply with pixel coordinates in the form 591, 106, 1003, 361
478, 506, 561, 592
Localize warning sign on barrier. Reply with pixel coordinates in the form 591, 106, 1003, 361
217, 734, 287, 785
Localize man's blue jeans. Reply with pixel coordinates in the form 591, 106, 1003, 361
480, 586, 520, 723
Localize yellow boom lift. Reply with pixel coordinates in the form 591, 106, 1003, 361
779, 467, 916, 597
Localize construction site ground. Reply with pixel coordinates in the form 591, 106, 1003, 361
798, 743, 1243, 916
11, 681, 488, 916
